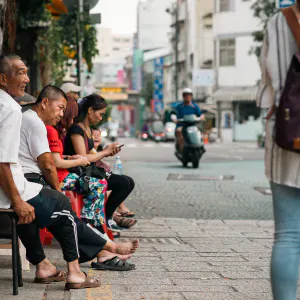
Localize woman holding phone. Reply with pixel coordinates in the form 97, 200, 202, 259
64, 94, 137, 232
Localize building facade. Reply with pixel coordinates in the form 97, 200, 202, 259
93, 26, 133, 85
213, 0, 263, 142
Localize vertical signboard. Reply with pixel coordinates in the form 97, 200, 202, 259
153, 57, 164, 112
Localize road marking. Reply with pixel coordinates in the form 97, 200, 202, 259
143, 144, 155, 148
217, 154, 244, 160
126, 144, 137, 148
161, 143, 172, 148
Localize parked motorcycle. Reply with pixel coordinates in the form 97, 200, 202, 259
174, 115, 206, 168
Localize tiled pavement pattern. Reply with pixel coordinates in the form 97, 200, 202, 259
0, 218, 284, 300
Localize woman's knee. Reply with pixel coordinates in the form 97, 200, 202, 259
126, 176, 135, 190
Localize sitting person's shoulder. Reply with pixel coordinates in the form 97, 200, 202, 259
68, 123, 85, 136
46, 125, 58, 137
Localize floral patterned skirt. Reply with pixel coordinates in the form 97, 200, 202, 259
61, 173, 107, 227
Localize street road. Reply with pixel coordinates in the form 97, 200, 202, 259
105, 138, 272, 221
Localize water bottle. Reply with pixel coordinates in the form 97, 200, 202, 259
114, 156, 123, 175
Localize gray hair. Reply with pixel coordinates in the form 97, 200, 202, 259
0, 54, 22, 76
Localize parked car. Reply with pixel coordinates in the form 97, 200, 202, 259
164, 122, 176, 141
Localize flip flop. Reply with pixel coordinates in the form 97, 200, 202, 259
34, 270, 66, 284
116, 211, 135, 218
65, 272, 101, 290
91, 256, 135, 271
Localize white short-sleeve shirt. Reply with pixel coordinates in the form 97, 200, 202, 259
19, 110, 50, 175
0, 90, 42, 208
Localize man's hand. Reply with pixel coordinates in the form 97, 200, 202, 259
200, 114, 205, 121
13, 201, 35, 224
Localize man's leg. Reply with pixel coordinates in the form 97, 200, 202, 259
27, 188, 92, 286
17, 223, 45, 266
17, 222, 66, 281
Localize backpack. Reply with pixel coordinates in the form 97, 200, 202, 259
275, 7, 300, 152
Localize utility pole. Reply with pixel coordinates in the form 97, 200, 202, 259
174, 1, 179, 101
184, 0, 189, 85
76, 0, 83, 87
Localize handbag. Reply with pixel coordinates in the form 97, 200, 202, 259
68, 129, 111, 195
275, 8, 300, 152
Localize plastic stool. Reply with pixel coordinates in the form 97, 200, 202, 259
64, 191, 83, 218
64, 191, 113, 240
104, 194, 114, 241
40, 228, 53, 246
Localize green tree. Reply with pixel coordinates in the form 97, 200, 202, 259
4, 0, 99, 85
251, 0, 278, 58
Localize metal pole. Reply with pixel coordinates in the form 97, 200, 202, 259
76, 0, 83, 86
174, 2, 179, 101
185, 0, 189, 84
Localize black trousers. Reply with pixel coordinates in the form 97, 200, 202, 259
105, 174, 135, 220
17, 188, 107, 265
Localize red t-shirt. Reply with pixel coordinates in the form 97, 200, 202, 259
46, 125, 69, 182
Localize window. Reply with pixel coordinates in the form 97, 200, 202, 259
219, 39, 235, 66
219, 0, 234, 12
112, 47, 120, 51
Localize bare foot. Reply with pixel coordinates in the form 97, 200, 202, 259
115, 239, 139, 255
66, 271, 86, 284
35, 259, 57, 279
97, 250, 132, 262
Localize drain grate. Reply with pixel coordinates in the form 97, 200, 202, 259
118, 238, 182, 245
167, 174, 235, 181
254, 186, 272, 195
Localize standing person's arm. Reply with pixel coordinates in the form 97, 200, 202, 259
0, 107, 35, 224
257, 30, 274, 109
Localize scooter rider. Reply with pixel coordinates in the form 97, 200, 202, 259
173, 88, 204, 153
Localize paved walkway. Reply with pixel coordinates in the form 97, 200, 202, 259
0, 218, 276, 300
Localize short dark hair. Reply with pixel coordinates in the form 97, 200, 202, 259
0, 54, 22, 76
35, 85, 68, 104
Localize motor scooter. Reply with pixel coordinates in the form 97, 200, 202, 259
174, 115, 206, 168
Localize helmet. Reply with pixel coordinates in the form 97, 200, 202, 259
182, 88, 193, 95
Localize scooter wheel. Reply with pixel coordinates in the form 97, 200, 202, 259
182, 161, 188, 167
192, 160, 199, 168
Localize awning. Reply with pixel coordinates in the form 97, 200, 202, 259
213, 86, 258, 102
99, 93, 128, 101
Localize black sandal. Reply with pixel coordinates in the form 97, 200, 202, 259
91, 257, 135, 271
116, 217, 137, 229
116, 211, 135, 218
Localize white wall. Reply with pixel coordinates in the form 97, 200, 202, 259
94, 27, 133, 63
214, 0, 262, 87
218, 36, 261, 86
137, 0, 174, 51
213, 0, 261, 35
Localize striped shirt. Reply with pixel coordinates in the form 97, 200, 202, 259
257, 10, 300, 188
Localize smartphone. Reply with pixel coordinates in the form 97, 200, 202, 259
118, 144, 125, 149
